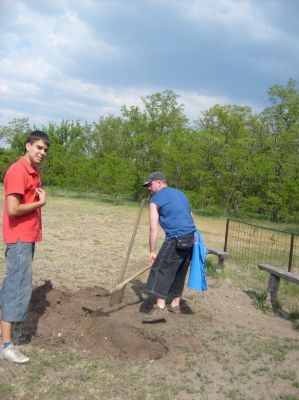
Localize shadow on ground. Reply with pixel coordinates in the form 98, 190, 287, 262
13, 280, 53, 344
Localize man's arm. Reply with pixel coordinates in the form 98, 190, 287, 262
7, 188, 46, 217
149, 202, 159, 265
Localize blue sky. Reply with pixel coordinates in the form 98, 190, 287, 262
1, 0, 298, 126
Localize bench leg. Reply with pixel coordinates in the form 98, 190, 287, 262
266, 274, 280, 309
216, 256, 224, 273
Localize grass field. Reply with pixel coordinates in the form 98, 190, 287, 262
0, 187, 298, 400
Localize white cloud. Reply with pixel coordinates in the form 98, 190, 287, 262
45, 10, 120, 58
0, 108, 31, 124
177, 0, 282, 42
0, 0, 298, 128
0, 65, 148, 124
1, 54, 235, 124
0, 56, 61, 82
178, 90, 231, 121
1, 67, 239, 126
1, 0, 121, 70
0, 79, 40, 96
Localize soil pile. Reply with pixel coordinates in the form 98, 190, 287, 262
16, 281, 168, 361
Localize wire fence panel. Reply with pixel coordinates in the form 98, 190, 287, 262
225, 219, 299, 275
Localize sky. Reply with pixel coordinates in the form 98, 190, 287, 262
0, 0, 299, 127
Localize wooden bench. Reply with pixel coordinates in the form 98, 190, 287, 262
206, 247, 231, 272
258, 263, 299, 309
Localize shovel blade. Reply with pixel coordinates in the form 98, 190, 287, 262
108, 264, 151, 307
109, 287, 125, 307
96, 287, 111, 296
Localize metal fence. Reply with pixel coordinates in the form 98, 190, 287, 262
224, 219, 299, 275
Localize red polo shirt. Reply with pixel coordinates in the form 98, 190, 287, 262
2, 157, 43, 244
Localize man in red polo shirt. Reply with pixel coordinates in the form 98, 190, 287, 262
0, 130, 50, 363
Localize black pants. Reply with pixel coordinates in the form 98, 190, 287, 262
145, 239, 192, 299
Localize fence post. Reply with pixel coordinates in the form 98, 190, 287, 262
224, 219, 230, 252
288, 234, 294, 272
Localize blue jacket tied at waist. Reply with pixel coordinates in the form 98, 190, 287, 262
188, 230, 208, 291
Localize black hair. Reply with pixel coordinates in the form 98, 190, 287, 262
24, 130, 51, 153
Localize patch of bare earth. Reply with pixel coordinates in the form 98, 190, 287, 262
21, 282, 168, 361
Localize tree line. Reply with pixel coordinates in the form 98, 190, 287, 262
0, 79, 298, 222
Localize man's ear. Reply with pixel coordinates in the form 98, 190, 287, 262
25, 142, 30, 153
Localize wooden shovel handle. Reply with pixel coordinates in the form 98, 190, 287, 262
117, 198, 147, 283
110, 264, 151, 294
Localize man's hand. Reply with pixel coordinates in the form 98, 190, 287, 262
7, 188, 47, 217
149, 251, 157, 266
35, 187, 46, 207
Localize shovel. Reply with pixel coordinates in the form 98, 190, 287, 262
116, 198, 146, 284
108, 198, 146, 306
109, 264, 151, 306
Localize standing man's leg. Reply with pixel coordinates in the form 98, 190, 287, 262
168, 247, 192, 311
0, 241, 34, 363
143, 240, 189, 322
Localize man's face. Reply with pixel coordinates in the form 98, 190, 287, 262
25, 140, 49, 167
147, 180, 160, 195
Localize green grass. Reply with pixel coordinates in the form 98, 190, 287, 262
253, 292, 272, 313
47, 185, 142, 206
0, 384, 13, 398
290, 311, 299, 330
281, 280, 299, 297
205, 258, 218, 277
216, 260, 299, 318
225, 388, 255, 400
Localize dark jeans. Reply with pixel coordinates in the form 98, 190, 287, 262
145, 238, 192, 299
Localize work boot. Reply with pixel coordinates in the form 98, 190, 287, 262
168, 304, 181, 314
143, 305, 168, 323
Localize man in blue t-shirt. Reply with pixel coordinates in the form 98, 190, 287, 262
142, 172, 196, 322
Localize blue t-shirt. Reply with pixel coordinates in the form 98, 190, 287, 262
151, 187, 196, 239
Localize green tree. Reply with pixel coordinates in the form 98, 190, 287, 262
45, 120, 93, 189
195, 105, 260, 216
0, 118, 33, 181
0, 118, 31, 153
121, 90, 190, 197
100, 153, 136, 202
260, 78, 299, 221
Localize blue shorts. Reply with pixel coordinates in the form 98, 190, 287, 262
0, 241, 35, 322
145, 238, 192, 299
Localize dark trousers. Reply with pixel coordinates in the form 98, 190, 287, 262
145, 239, 192, 299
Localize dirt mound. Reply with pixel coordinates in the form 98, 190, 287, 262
15, 281, 168, 361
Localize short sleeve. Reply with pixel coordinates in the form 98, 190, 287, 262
5, 165, 25, 197
150, 191, 165, 208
